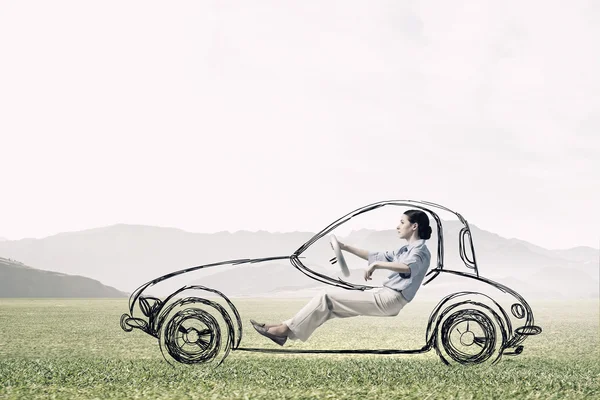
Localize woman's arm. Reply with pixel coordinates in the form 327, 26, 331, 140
364, 261, 410, 281
339, 242, 369, 260
373, 261, 411, 274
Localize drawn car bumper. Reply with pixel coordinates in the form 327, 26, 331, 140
120, 313, 148, 332
503, 324, 542, 355
515, 325, 542, 336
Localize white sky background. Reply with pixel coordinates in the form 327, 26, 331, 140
0, 0, 598, 250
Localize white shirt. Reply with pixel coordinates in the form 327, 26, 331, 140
367, 239, 431, 302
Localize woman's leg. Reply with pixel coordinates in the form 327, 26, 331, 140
281, 287, 407, 342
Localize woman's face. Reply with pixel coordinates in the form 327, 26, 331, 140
397, 214, 417, 240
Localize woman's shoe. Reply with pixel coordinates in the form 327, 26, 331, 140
250, 319, 265, 328
252, 324, 287, 346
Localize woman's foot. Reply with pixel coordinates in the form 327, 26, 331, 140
266, 323, 290, 336
251, 323, 288, 346
250, 319, 278, 329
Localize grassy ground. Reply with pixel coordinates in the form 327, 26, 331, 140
0, 298, 598, 399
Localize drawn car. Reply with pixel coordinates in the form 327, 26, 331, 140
120, 200, 542, 366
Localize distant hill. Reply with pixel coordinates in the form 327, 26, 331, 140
0, 222, 597, 299
0, 257, 127, 298
552, 246, 600, 264
0, 225, 315, 294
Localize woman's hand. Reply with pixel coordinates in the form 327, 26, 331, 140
332, 241, 369, 261
330, 239, 346, 251
364, 262, 378, 281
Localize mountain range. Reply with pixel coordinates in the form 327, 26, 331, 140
0, 222, 597, 299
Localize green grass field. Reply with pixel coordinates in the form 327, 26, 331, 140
0, 298, 598, 399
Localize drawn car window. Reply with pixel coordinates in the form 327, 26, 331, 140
295, 204, 443, 287
460, 227, 478, 272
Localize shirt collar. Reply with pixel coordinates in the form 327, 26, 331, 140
407, 239, 425, 251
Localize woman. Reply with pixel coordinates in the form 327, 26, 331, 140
251, 209, 432, 346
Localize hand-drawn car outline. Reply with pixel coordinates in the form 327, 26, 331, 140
120, 200, 542, 366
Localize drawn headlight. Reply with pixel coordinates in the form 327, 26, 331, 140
139, 296, 162, 317
511, 303, 525, 319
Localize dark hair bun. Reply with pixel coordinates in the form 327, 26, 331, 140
420, 225, 432, 240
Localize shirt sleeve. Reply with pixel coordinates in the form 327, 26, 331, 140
367, 249, 396, 265
403, 250, 428, 278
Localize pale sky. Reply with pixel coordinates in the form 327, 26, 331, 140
1, 1, 599, 250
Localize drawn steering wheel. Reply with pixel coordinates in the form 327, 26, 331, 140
329, 235, 350, 277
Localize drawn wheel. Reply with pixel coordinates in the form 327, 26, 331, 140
159, 300, 231, 366
435, 307, 504, 365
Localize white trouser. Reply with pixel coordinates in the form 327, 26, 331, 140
282, 286, 408, 342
